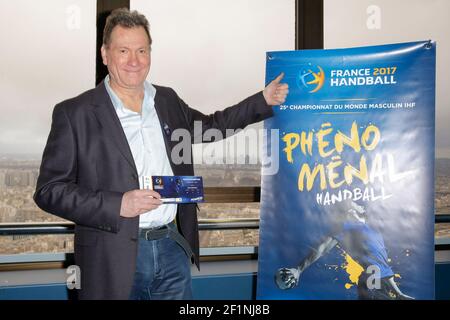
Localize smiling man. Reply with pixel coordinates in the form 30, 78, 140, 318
34, 8, 288, 300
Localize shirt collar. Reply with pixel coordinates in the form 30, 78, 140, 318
104, 74, 156, 113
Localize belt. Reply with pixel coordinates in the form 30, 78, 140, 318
138, 222, 193, 260
139, 223, 172, 240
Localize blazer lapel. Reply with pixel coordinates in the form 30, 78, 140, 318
91, 82, 138, 175
154, 90, 177, 174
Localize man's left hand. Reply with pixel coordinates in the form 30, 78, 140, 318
263, 72, 289, 106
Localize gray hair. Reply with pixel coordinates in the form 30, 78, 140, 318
103, 8, 152, 47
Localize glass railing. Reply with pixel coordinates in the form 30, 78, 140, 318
1, 186, 449, 266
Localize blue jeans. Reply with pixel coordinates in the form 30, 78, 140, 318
129, 235, 193, 300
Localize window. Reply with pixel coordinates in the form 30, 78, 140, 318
131, 0, 296, 248
0, 0, 95, 256
0, 0, 295, 257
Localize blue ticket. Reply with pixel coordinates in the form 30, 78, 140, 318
141, 175, 204, 203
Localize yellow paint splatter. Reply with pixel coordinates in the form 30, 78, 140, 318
343, 254, 364, 289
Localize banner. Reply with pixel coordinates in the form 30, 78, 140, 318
257, 41, 436, 300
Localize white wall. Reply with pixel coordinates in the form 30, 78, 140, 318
0, 0, 96, 156
324, 0, 450, 158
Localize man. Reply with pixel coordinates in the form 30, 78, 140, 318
274, 200, 414, 300
34, 8, 288, 300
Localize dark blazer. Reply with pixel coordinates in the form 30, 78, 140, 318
34, 81, 273, 299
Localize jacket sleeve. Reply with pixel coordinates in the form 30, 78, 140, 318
171, 89, 274, 143
33, 104, 123, 233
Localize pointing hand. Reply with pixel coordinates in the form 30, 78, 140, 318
263, 72, 289, 106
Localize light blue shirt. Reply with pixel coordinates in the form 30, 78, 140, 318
104, 75, 177, 228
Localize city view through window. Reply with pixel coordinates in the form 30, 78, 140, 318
0, 154, 449, 255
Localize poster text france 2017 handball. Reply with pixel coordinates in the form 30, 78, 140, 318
257, 41, 436, 300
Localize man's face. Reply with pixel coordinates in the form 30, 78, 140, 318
101, 25, 151, 90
